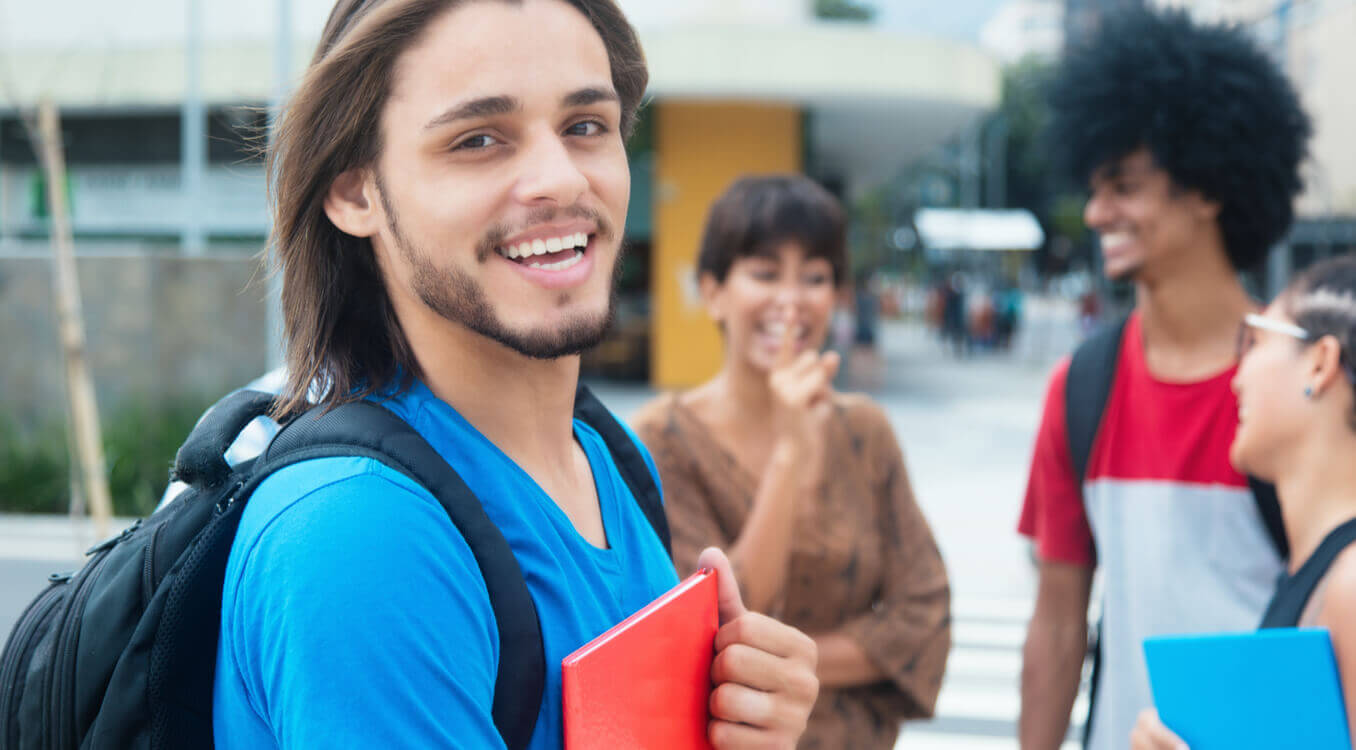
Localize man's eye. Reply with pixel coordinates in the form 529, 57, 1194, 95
566, 120, 607, 137
804, 274, 830, 286
749, 268, 778, 281
454, 134, 500, 151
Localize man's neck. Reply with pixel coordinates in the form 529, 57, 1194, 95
410, 317, 582, 472
1133, 246, 1255, 378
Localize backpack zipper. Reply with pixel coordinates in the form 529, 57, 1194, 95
48, 551, 112, 748
141, 522, 166, 610
0, 574, 70, 746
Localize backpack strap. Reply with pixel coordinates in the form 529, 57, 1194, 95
573, 383, 673, 558
261, 400, 544, 750
172, 389, 277, 488
1065, 315, 1129, 488
1062, 317, 1126, 749
1248, 477, 1289, 560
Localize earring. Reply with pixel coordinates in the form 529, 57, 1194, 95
1304, 385, 1314, 399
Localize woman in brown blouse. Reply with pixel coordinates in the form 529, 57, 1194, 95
632, 175, 951, 749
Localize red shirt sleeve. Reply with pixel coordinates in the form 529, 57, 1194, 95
1017, 357, 1096, 566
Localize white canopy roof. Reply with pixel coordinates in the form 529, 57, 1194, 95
914, 208, 1044, 251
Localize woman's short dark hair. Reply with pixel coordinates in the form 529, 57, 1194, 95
1048, 7, 1311, 271
696, 174, 848, 286
1283, 254, 1356, 428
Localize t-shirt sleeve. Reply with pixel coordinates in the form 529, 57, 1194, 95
1017, 357, 1096, 566
219, 467, 507, 750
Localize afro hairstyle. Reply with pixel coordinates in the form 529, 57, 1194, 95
1048, 7, 1312, 271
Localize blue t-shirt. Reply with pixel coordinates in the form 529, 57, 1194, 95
213, 380, 680, 749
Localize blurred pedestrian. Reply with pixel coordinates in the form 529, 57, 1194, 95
633, 175, 951, 750
1016, 8, 1312, 750
1132, 253, 1356, 747
943, 273, 968, 356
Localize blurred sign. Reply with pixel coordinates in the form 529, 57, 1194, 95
914, 208, 1044, 251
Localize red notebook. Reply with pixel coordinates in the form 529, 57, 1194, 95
562, 569, 719, 750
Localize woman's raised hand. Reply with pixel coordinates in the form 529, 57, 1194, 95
768, 309, 839, 482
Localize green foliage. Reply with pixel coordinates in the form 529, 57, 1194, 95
0, 418, 70, 514
1051, 193, 1089, 245
0, 395, 217, 517
992, 55, 1093, 271
815, 0, 876, 22
997, 56, 1058, 217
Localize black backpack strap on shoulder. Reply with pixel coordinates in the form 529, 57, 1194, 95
1249, 477, 1289, 560
1065, 315, 1129, 489
263, 400, 544, 750
172, 389, 276, 487
573, 383, 673, 557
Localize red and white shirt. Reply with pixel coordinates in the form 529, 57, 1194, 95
1018, 312, 1282, 750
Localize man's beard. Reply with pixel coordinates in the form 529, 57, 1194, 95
378, 184, 620, 360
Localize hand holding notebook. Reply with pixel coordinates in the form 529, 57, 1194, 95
1143, 628, 1352, 750
562, 548, 820, 750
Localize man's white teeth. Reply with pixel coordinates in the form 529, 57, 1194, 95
500, 232, 589, 260
527, 250, 584, 271
1101, 233, 1132, 250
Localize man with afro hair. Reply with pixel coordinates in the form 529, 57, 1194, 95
1016, 8, 1311, 750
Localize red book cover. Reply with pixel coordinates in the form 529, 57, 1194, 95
562, 569, 719, 750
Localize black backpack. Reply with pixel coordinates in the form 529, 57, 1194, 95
0, 383, 671, 750
1065, 315, 1286, 746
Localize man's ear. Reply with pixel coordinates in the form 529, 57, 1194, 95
1189, 191, 1222, 223
324, 168, 381, 238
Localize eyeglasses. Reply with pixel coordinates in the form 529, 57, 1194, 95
1237, 312, 1356, 384
1236, 313, 1310, 359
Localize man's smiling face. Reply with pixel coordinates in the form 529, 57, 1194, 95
366, 0, 630, 359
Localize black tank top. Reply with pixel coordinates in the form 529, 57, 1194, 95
1260, 517, 1356, 628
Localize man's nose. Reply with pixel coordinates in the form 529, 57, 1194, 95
514, 130, 589, 207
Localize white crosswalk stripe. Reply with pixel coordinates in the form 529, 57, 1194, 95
896, 597, 1088, 750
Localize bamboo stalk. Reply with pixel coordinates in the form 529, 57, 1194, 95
36, 100, 112, 539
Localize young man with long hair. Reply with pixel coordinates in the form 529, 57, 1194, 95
212, 1, 818, 747
1016, 8, 1311, 750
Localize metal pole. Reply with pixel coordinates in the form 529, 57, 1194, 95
985, 114, 1008, 209
265, 0, 293, 370
960, 122, 981, 209
181, 0, 206, 254
0, 121, 9, 247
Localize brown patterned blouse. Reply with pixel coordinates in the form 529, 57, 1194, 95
632, 393, 952, 750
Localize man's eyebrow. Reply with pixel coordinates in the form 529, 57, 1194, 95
423, 96, 520, 131
562, 87, 619, 108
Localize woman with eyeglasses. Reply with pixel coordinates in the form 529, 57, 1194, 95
1132, 253, 1356, 749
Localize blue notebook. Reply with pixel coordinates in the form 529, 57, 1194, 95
1143, 628, 1351, 750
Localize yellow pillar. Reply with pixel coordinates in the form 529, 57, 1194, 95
651, 101, 802, 389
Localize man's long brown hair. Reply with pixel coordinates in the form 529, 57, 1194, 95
268, 0, 647, 419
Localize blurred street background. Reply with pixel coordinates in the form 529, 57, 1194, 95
3, 0, 1356, 746
0, 305, 1086, 748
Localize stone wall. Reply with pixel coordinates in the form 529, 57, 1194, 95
0, 248, 270, 431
